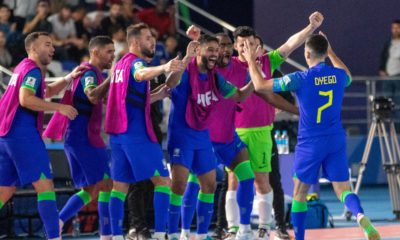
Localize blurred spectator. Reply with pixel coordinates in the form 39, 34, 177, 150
379, 19, 400, 128
0, 4, 18, 40
0, 30, 12, 68
48, 4, 86, 62
137, 0, 175, 39
110, 25, 127, 63
121, 0, 138, 25
99, 2, 128, 36
380, 19, 400, 77
165, 34, 178, 59
72, 5, 91, 41
23, 0, 52, 35
150, 28, 168, 65
3, 0, 37, 20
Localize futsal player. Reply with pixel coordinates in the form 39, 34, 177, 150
244, 31, 381, 240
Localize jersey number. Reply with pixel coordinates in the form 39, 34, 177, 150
317, 90, 333, 123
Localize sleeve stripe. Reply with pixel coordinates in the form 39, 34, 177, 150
21, 85, 37, 93
224, 87, 238, 99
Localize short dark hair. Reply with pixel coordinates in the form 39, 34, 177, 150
305, 34, 328, 57
0, 4, 10, 10
88, 36, 114, 50
392, 19, 400, 25
24, 31, 50, 52
215, 32, 230, 39
233, 26, 256, 40
255, 35, 264, 46
126, 23, 150, 41
198, 34, 218, 45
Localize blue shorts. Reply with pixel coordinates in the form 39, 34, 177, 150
212, 133, 247, 168
64, 142, 110, 188
294, 133, 349, 184
168, 146, 217, 176
110, 141, 169, 183
0, 136, 53, 186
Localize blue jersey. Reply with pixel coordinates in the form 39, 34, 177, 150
273, 62, 352, 138
5, 68, 42, 138
168, 70, 237, 149
110, 58, 150, 144
66, 70, 98, 142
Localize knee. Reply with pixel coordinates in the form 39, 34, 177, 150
200, 181, 216, 194
171, 179, 187, 195
153, 176, 171, 187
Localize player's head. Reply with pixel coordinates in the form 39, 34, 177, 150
215, 32, 233, 67
197, 34, 219, 71
391, 19, 400, 39
25, 31, 54, 66
304, 34, 328, 65
126, 23, 156, 59
88, 36, 115, 70
233, 26, 256, 62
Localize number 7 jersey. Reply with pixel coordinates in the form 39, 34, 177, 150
273, 62, 352, 138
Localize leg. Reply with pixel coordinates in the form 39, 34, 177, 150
269, 132, 291, 239
109, 181, 130, 238
169, 164, 190, 238
32, 179, 60, 240
225, 171, 240, 237
151, 175, 171, 238
196, 169, 217, 238
0, 186, 16, 209
126, 181, 149, 240
228, 148, 255, 238
291, 178, 310, 240
254, 172, 273, 233
212, 170, 228, 240
181, 173, 200, 239
97, 179, 113, 239
332, 181, 380, 240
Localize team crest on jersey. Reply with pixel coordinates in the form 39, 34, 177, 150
173, 148, 181, 157
85, 76, 94, 86
134, 61, 145, 70
25, 77, 37, 87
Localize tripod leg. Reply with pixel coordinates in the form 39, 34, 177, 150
390, 122, 400, 162
354, 122, 377, 194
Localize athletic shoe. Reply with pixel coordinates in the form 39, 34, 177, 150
235, 230, 254, 240
274, 226, 291, 240
357, 215, 381, 240
257, 228, 270, 240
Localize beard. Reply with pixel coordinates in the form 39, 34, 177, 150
201, 55, 216, 70
141, 47, 155, 59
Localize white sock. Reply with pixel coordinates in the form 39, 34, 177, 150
225, 190, 240, 229
154, 232, 166, 239
181, 229, 190, 237
239, 224, 251, 232
257, 191, 273, 228
196, 233, 207, 240
112, 236, 124, 240
100, 235, 112, 240
49, 238, 61, 240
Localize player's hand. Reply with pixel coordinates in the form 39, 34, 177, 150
318, 31, 333, 54
309, 12, 324, 30
58, 104, 78, 120
243, 39, 259, 63
65, 65, 90, 82
164, 56, 185, 73
155, 84, 171, 99
186, 25, 201, 41
185, 41, 200, 58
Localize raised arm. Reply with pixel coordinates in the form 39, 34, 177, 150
319, 31, 352, 78
277, 12, 324, 59
134, 57, 185, 82
166, 41, 200, 88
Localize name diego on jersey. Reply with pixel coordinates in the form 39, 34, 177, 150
314, 75, 337, 86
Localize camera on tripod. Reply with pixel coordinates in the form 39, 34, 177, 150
371, 96, 395, 119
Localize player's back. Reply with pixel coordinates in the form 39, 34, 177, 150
295, 63, 350, 138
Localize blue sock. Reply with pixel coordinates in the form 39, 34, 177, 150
37, 191, 60, 239
169, 193, 183, 234
98, 191, 111, 236
233, 161, 255, 225
341, 191, 364, 216
291, 199, 308, 240
59, 190, 91, 223
197, 192, 214, 234
237, 179, 254, 225
182, 177, 200, 230
109, 190, 126, 236
154, 186, 171, 233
